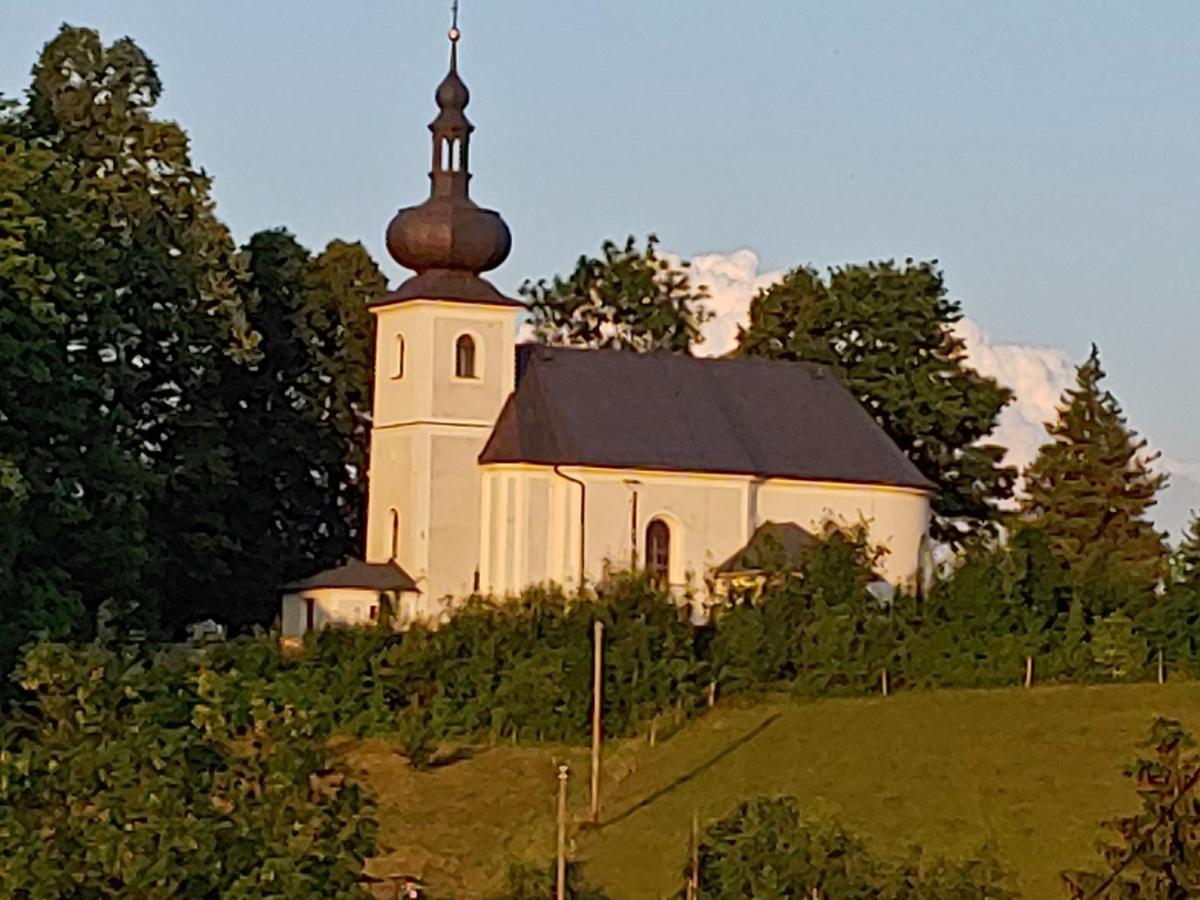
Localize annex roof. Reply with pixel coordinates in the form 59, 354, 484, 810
479, 345, 934, 491
280, 558, 418, 593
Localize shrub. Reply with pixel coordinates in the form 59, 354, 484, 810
1063, 718, 1200, 898
683, 796, 1014, 899
492, 859, 610, 900
0, 641, 378, 898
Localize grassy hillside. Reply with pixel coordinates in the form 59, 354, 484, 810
344, 682, 1200, 898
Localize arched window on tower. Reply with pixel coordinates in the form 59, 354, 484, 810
389, 508, 401, 560
440, 138, 451, 172
455, 334, 477, 379
451, 138, 462, 171
392, 334, 405, 379
646, 519, 671, 587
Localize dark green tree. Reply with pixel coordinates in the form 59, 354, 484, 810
1172, 511, 1200, 585
190, 232, 382, 628
1, 26, 258, 642
1064, 718, 1200, 898
737, 260, 1015, 545
0, 111, 150, 685
521, 234, 712, 353
1020, 345, 1167, 593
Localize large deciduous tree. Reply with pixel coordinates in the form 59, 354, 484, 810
1019, 345, 1167, 592
521, 234, 712, 354
1, 25, 256, 661
737, 260, 1015, 545
1, 25, 388, 657
201, 232, 381, 628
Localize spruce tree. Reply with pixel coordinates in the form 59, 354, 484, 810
1173, 511, 1200, 584
1020, 345, 1166, 589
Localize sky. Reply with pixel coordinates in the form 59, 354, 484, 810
3, 1, 1198, 535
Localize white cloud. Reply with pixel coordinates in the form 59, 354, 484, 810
677, 249, 1076, 475
684, 249, 786, 357
951, 318, 1075, 473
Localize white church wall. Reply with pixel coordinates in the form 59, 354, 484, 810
756, 479, 930, 587
280, 588, 383, 637
478, 464, 929, 601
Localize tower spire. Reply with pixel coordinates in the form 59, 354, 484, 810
381, 4, 517, 306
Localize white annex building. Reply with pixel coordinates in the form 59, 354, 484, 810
280, 27, 932, 636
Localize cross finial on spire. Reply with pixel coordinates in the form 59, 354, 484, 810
449, 1, 460, 42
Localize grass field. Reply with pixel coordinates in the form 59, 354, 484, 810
344, 682, 1200, 898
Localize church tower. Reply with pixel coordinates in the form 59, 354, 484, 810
365, 19, 522, 614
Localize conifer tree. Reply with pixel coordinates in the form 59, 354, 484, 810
1172, 511, 1200, 585
1020, 345, 1166, 589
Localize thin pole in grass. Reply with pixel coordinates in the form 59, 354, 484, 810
557, 764, 569, 900
1025, 655, 1034, 689
686, 809, 700, 899
1158, 648, 1166, 685
590, 619, 604, 823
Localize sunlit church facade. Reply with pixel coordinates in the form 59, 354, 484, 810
280, 28, 932, 636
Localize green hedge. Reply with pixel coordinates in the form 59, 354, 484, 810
681, 796, 1014, 898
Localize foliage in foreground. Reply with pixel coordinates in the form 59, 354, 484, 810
1064, 717, 1200, 898
682, 796, 1014, 899
493, 859, 610, 900
0, 642, 377, 898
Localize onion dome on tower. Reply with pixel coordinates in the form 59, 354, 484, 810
379, 20, 521, 308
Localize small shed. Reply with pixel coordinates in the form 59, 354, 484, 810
280, 559, 419, 637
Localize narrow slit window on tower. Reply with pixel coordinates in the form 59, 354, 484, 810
455, 334, 476, 379
440, 137, 451, 172
451, 138, 462, 171
646, 519, 671, 587
389, 508, 401, 560
392, 334, 405, 379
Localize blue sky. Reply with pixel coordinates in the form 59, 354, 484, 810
4, 2, 1198, 534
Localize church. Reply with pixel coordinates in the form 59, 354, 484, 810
280, 26, 933, 636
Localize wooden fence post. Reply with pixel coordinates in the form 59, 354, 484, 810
1158, 648, 1166, 685
1024, 655, 1033, 690
557, 764, 569, 900
707, 680, 717, 708
880, 668, 889, 697
590, 620, 604, 823
687, 809, 700, 900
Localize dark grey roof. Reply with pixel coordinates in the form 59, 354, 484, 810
479, 345, 933, 491
717, 522, 819, 574
370, 270, 524, 309
280, 559, 418, 592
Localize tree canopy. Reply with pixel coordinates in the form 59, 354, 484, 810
736, 260, 1016, 545
521, 234, 712, 354
0, 25, 387, 676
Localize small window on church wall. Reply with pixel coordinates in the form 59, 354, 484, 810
389, 508, 401, 560
392, 334, 405, 379
646, 519, 671, 586
455, 334, 477, 379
